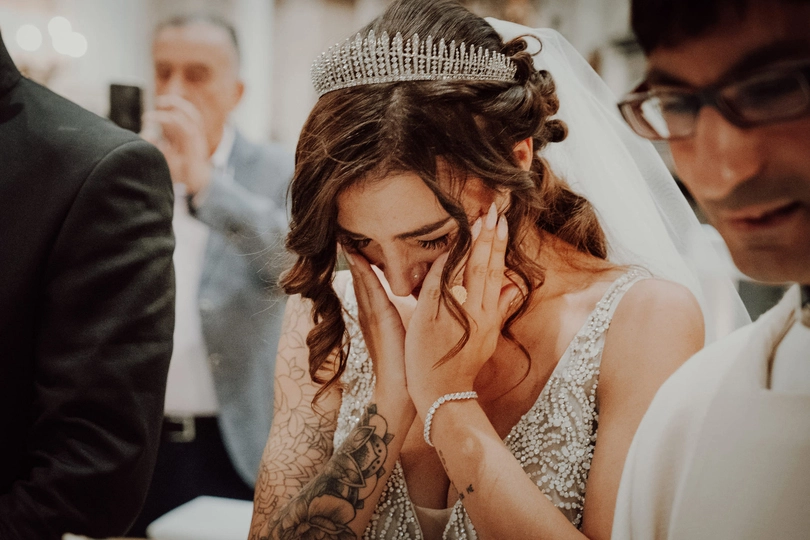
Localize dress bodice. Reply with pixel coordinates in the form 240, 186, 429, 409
334, 269, 649, 539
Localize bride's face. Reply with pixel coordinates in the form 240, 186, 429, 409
336, 171, 494, 298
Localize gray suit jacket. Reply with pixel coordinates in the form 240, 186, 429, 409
193, 131, 294, 486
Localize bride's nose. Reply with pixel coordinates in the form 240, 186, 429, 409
379, 253, 423, 297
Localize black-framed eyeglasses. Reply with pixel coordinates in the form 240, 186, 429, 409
618, 59, 810, 141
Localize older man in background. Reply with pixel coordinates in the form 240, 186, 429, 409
129, 14, 294, 536
614, 0, 810, 538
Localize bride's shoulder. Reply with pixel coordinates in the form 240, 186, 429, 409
605, 275, 705, 364
615, 276, 702, 325
593, 276, 705, 421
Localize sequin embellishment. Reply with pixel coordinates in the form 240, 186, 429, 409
335, 269, 648, 539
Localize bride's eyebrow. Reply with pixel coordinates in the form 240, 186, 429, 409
395, 217, 453, 240
336, 217, 453, 241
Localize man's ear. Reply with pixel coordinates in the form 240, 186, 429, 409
230, 80, 245, 111
513, 137, 534, 171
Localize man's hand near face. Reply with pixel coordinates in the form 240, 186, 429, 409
142, 94, 212, 196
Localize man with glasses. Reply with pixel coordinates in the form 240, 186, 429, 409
613, 0, 810, 538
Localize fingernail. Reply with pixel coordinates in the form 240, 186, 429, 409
497, 215, 508, 240
486, 202, 497, 230
471, 218, 482, 240
344, 252, 355, 265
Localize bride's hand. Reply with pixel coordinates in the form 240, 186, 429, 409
345, 249, 412, 404
404, 204, 520, 414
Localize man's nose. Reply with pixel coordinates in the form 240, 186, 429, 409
693, 106, 765, 198
161, 75, 187, 98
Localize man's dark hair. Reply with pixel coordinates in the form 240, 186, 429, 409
632, 0, 810, 53
156, 13, 240, 63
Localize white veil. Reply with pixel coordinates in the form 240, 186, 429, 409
488, 19, 751, 342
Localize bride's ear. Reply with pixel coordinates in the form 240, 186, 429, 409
513, 138, 534, 171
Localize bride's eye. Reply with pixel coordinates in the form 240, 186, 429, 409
339, 237, 370, 251
418, 234, 450, 250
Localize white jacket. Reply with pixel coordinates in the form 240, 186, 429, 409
612, 285, 810, 540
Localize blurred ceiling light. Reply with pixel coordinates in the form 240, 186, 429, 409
47, 16, 72, 38
15, 16, 88, 59
65, 32, 87, 58
16, 24, 43, 52
48, 16, 88, 59
52, 31, 87, 58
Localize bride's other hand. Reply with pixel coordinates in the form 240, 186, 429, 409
405, 203, 520, 415
345, 249, 412, 405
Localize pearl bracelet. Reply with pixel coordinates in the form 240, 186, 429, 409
423, 391, 478, 447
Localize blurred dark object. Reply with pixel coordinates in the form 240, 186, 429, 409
739, 281, 790, 321
109, 84, 142, 133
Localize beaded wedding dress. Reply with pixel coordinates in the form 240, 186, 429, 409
333, 268, 649, 539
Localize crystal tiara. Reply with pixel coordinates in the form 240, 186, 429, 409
311, 29, 518, 97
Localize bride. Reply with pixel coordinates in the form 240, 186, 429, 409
249, 1, 743, 538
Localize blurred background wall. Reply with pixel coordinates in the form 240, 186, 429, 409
0, 0, 784, 319
0, 0, 641, 150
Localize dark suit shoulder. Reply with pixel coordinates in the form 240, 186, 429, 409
0, 78, 170, 308
1, 77, 146, 174
1, 77, 169, 214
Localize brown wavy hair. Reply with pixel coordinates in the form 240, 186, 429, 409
282, 0, 608, 401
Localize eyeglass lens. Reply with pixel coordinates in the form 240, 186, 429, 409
725, 70, 809, 122
626, 65, 810, 140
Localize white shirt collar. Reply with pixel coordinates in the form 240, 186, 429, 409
210, 124, 236, 169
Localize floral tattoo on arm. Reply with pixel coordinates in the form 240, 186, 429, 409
262, 404, 394, 540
